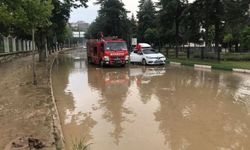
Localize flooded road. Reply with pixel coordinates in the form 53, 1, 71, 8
52, 49, 250, 150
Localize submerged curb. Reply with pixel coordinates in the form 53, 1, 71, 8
169, 61, 250, 74
194, 64, 212, 69
49, 52, 65, 150
49, 48, 75, 150
169, 62, 181, 66
232, 68, 250, 74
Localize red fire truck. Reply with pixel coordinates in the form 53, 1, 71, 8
87, 37, 129, 67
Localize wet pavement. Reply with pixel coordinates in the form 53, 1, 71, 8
52, 49, 250, 150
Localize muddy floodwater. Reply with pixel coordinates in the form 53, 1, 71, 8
52, 49, 250, 150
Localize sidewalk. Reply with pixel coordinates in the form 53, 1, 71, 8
0, 55, 56, 149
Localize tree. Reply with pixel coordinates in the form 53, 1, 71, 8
85, 16, 105, 39
21, 0, 53, 85
223, 33, 233, 52
190, 0, 224, 61
129, 14, 137, 38
86, 0, 129, 40
0, 0, 27, 36
0, 5, 13, 35
137, 0, 156, 42
144, 28, 158, 46
240, 26, 250, 51
98, 0, 129, 38
223, 0, 250, 52
0, 0, 89, 85
158, 0, 188, 58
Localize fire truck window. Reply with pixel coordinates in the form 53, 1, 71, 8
105, 42, 127, 51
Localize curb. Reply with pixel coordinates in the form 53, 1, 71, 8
170, 62, 181, 66
49, 53, 65, 150
232, 68, 250, 74
48, 48, 76, 149
194, 64, 212, 69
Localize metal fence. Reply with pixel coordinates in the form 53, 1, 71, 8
162, 46, 250, 61
0, 35, 35, 55
0, 36, 4, 53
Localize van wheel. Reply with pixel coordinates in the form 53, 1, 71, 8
142, 59, 147, 66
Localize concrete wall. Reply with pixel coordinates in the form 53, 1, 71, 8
0, 36, 34, 54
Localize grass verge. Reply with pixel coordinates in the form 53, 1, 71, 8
169, 58, 250, 70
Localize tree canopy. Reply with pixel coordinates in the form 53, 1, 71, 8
85, 0, 130, 40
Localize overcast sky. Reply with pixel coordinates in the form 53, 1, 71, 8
69, 0, 194, 23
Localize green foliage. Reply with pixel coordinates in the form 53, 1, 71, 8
223, 0, 249, 45
181, 3, 202, 44
240, 26, 250, 50
0, 0, 88, 42
129, 14, 137, 38
85, 16, 105, 39
86, 0, 129, 40
98, 0, 128, 37
158, 0, 188, 43
144, 28, 158, 44
223, 33, 233, 43
23, 0, 53, 28
137, 0, 156, 41
0, 4, 13, 26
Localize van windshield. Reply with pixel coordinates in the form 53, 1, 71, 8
105, 42, 127, 51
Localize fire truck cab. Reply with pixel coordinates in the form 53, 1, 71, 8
87, 37, 129, 67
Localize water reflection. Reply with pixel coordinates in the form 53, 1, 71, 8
88, 67, 132, 144
52, 51, 250, 150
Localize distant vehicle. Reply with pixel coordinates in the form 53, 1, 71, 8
87, 37, 129, 67
137, 43, 152, 49
132, 43, 152, 51
130, 48, 166, 65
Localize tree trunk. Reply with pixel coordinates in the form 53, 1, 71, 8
229, 42, 232, 52
45, 37, 48, 58
175, 17, 179, 58
175, 45, 179, 58
158, 41, 161, 52
166, 47, 169, 58
235, 42, 239, 52
215, 0, 221, 62
187, 44, 190, 59
38, 34, 46, 62
32, 28, 37, 85
201, 47, 204, 60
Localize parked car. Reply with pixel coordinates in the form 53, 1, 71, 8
130, 48, 166, 65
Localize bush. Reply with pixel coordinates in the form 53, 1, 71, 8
240, 26, 250, 51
